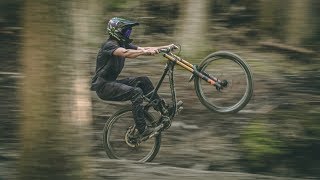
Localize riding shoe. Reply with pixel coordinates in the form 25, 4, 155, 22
166, 100, 184, 115
154, 99, 169, 114
161, 100, 183, 129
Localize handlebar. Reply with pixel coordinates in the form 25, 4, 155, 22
158, 44, 179, 54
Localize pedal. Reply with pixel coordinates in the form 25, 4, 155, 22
177, 106, 183, 115
177, 100, 183, 108
176, 100, 183, 114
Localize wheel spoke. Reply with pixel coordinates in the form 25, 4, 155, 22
195, 52, 253, 113
103, 108, 161, 162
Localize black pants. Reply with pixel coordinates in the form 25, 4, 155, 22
96, 76, 158, 133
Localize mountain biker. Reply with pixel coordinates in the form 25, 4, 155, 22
91, 17, 175, 138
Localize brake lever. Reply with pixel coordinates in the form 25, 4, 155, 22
158, 44, 179, 54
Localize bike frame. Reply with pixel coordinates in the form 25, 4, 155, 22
145, 52, 222, 119
145, 59, 177, 119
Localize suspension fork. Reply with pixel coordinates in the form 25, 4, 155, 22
167, 61, 177, 118
163, 53, 222, 88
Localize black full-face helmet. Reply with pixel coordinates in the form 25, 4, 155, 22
107, 17, 139, 44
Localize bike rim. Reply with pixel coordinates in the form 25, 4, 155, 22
105, 110, 159, 162
198, 56, 251, 111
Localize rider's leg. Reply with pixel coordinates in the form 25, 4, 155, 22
116, 76, 168, 112
117, 76, 183, 130
96, 81, 150, 134
116, 76, 156, 96
130, 87, 147, 133
129, 89, 155, 136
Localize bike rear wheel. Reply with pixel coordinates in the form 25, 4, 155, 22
194, 51, 253, 113
102, 107, 161, 162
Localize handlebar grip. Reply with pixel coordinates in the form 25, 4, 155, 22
158, 48, 170, 53
158, 44, 179, 53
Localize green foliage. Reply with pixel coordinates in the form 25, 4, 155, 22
104, 0, 129, 11
272, 104, 320, 142
301, 112, 320, 142
240, 103, 320, 176
240, 121, 284, 170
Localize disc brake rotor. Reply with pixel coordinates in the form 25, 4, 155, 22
124, 126, 140, 148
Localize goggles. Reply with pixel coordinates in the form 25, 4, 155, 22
123, 28, 132, 38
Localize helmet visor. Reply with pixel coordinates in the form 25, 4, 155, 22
123, 28, 132, 38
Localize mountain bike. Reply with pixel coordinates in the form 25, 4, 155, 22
102, 45, 253, 162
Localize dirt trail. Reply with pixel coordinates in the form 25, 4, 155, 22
90, 159, 300, 180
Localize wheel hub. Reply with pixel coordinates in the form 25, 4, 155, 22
124, 126, 140, 148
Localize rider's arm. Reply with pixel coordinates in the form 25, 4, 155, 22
137, 44, 174, 51
113, 47, 156, 59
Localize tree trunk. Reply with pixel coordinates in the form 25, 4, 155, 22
285, 0, 312, 46
176, 0, 209, 58
258, 0, 286, 36
19, 1, 92, 179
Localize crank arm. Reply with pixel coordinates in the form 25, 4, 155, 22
140, 124, 164, 141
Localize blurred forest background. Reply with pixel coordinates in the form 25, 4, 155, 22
0, 0, 319, 179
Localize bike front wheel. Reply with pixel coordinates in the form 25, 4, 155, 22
102, 107, 161, 162
194, 51, 253, 113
